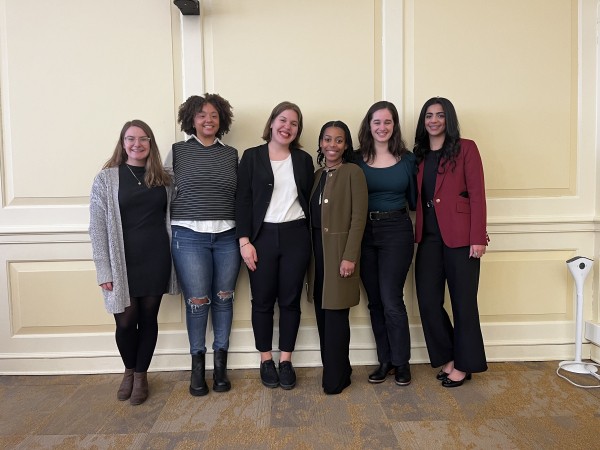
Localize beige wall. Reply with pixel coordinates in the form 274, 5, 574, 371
0, 0, 598, 374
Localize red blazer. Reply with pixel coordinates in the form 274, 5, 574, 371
415, 139, 488, 248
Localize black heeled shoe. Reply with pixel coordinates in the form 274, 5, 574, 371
436, 370, 449, 381
441, 373, 472, 388
368, 362, 394, 383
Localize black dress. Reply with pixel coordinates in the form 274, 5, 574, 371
118, 164, 171, 297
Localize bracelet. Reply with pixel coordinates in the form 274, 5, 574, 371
240, 242, 250, 248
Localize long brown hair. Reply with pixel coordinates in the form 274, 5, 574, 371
103, 120, 171, 187
358, 101, 408, 164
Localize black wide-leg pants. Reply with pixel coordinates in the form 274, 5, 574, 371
415, 209, 487, 373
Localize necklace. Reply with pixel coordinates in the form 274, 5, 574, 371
319, 161, 343, 204
126, 164, 143, 186
325, 160, 343, 171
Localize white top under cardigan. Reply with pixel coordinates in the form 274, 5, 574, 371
89, 167, 179, 314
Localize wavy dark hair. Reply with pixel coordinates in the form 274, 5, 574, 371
357, 101, 408, 164
316, 120, 355, 167
413, 97, 461, 172
103, 120, 171, 187
262, 101, 303, 149
177, 93, 233, 138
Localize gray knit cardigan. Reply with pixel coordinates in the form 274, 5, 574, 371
89, 167, 179, 314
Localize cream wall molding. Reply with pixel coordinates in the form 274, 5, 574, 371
0, 321, 590, 374
0, 215, 597, 239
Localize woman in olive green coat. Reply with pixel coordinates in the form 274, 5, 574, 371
308, 120, 368, 394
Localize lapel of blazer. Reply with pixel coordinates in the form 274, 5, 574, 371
417, 160, 424, 191
290, 148, 302, 189
257, 144, 274, 183
434, 157, 448, 195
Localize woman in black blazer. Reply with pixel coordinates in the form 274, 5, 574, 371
236, 101, 314, 390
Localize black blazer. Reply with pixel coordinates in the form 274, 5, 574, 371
235, 143, 315, 241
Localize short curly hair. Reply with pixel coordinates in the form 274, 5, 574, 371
177, 93, 233, 138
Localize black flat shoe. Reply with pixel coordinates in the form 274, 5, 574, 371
260, 360, 279, 388
441, 373, 472, 388
436, 370, 449, 381
368, 362, 394, 383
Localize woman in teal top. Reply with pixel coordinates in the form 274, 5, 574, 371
355, 101, 417, 387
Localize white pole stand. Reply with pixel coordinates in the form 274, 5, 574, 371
559, 256, 597, 375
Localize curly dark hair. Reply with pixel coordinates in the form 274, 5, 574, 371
413, 97, 461, 173
177, 93, 233, 138
357, 101, 408, 164
315, 120, 355, 167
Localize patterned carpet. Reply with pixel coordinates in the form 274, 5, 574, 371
1, 361, 599, 449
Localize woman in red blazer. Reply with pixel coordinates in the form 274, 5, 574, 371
414, 97, 488, 387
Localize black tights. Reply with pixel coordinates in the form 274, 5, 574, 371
114, 295, 162, 372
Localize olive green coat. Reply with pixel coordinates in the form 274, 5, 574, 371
307, 163, 368, 310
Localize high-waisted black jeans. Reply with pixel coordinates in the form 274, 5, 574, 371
360, 214, 414, 366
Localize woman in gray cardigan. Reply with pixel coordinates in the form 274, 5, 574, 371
89, 120, 178, 405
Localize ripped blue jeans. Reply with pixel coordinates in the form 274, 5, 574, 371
171, 226, 241, 354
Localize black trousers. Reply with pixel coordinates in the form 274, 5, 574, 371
360, 215, 414, 366
312, 228, 352, 394
415, 210, 487, 373
249, 219, 311, 353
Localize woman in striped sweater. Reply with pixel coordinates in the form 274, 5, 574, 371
165, 94, 241, 396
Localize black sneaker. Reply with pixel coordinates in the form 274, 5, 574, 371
395, 364, 411, 386
260, 359, 279, 388
278, 361, 296, 390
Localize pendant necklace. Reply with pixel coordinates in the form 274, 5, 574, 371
126, 164, 142, 186
325, 161, 342, 171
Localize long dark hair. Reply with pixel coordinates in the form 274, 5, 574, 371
414, 97, 461, 172
358, 101, 408, 164
316, 120, 355, 167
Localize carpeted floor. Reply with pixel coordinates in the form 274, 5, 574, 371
1, 361, 599, 449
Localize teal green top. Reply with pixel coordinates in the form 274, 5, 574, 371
357, 152, 417, 212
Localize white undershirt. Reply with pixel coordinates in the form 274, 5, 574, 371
264, 155, 305, 223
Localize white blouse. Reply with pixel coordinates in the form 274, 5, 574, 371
264, 155, 305, 223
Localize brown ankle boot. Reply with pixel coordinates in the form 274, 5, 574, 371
117, 368, 134, 401
130, 372, 148, 405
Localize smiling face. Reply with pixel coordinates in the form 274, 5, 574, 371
320, 126, 347, 167
193, 102, 220, 142
270, 109, 299, 148
370, 108, 394, 145
424, 103, 446, 139
123, 126, 150, 166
